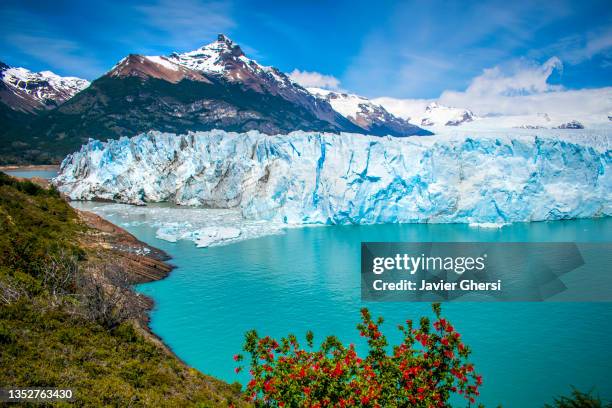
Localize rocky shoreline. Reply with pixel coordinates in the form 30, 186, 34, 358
76, 208, 173, 323
9, 172, 184, 356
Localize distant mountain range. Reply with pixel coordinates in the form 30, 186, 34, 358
0, 35, 429, 164
0, 61, 89, 112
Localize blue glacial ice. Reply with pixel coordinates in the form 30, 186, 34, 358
55, 129, 612, 227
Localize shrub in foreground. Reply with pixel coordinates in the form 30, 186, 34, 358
236, 303, 482, 407
544, 387, 612, 408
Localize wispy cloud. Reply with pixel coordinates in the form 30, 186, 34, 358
538, 26, 612, 65
0, 7, 105, 78
343, 0, 574, 98
289, 69, 341, 90
135, 0, 235, 50
5, 34, 105, 78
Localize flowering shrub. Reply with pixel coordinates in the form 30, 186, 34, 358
235, 303, 482, 407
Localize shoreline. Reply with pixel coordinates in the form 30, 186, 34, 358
74, 206, 241, 390
76, 207, 183, 353
0, 164, 60, 172
14, 168, 191, 367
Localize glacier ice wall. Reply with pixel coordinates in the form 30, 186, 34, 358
55, 130, 612, 225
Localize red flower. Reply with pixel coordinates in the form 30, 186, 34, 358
237, 305, 481, 407
332, 362, 343, 377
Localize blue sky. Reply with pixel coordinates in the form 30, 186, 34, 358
1, 0, 610, 99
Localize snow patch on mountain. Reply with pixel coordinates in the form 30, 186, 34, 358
55, 129, 611, 226
144, 56, 180, 72
307, 88, 372, 118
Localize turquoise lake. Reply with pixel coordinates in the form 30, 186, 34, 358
70, 200, 612, 408
3, 169, 59, 179
8, 161, 605, 407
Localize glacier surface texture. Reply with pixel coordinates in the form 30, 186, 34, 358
55, 130, 612, 225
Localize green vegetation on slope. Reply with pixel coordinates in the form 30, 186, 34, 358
0, 173, 248, 407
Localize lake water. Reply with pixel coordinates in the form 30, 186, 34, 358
71, 201, 612, 408
2, 168, 59, 179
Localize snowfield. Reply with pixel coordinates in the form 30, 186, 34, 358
55, 129, 611, 228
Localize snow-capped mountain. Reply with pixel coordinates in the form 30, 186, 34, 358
0, 61, 89, 112
307, 88, 429, 136
55, 130, 611, 225
104, 35, 350, 130
419, 102, 476, 127
165, 34, 353, 128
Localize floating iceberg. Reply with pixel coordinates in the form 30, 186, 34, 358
69, 202, 287, 248
194, 226, 241, 248
55, 129, 612, 225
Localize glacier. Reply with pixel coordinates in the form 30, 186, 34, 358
55, 130, 612, 227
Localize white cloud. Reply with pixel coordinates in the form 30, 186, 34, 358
437, 57, 612, 118
289, 69, 340, 90
460, 57, 563, 97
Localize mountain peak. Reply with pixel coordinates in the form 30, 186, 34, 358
217, 33, 233, 45
208, 33, 243, 57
